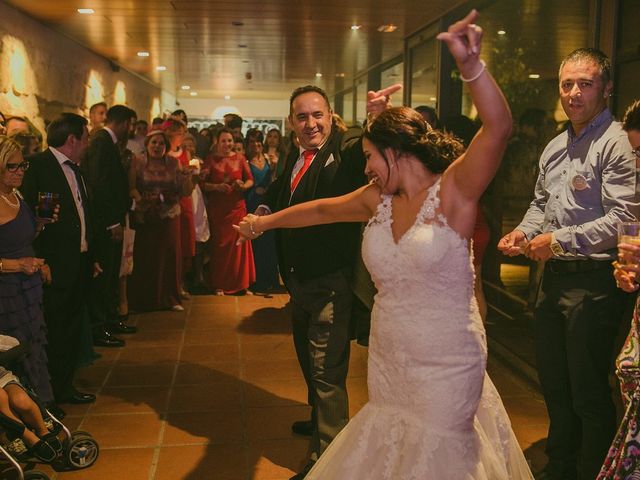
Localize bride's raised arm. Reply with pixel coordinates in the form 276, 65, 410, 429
437, 10, 512, 202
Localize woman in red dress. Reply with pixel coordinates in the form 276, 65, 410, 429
203, 128, 255, 295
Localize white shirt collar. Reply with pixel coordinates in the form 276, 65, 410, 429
103, 126, 118, 144
49, 146, 74, 166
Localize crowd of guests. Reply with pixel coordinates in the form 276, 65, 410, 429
0, 36, 639, 479
0, 104, 290, 424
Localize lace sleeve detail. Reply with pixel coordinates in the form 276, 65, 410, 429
367, 194, 393, 227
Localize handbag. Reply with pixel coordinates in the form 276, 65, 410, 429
119, 214, 136, 277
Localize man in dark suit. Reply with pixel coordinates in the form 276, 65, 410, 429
259, 84, 399, 479
21, 113, 98, 407
82, 105, 137, 347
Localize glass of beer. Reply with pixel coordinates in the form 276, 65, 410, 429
617, 221, 640, 266
36, 192, 60, 221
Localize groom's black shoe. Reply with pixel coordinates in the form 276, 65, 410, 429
289, 461, 315, 480
291, 419, 313, 437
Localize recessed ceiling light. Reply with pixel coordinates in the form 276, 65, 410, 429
315, 73, 323, 78
181, 85, 191, 90
429, 97, 437, 101
190, 91, 198, 96
156, 65, 167, 71
497, 30, 506, 35
351, 25, 361, 31
238, 44, 248, 48
224, 95, 231, 100
77, 8, 94, 14
377, 24, 397, 33
528, 73, 541, 79
335, 73, 345, 78
137, 51, 150, 57
231, 21, 244, 27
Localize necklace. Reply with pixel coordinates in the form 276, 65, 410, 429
0, 190, 19, 208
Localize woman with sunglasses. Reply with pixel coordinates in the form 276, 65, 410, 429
0, 136, 55, 407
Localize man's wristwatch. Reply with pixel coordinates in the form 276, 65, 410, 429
550, 232, 564, 256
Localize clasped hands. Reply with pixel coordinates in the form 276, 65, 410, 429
498, 230, 554, 262
233, 214, 262, 245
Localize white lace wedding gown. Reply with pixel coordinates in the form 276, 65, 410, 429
306, 179, 533, 479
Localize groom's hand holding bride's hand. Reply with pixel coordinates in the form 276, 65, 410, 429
436, 9, 484, 80
234, 213, 262, 245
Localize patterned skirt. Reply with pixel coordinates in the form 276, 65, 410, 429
598, 295, 640, 479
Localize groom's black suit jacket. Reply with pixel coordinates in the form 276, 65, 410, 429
21, 149, 94, 288
263, 126, 367, 283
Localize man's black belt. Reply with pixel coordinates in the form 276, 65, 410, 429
545, 258, 612, 274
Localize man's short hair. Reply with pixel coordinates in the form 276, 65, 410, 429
106, 105, 135, 125
223, 113, 243, 129
46, 113, 88, 148
89, 102, 107, 114
622, 99, 640, 132
559, 48, 611, 84
136, 120, 148, 127
151, 117, 164, 126
289, 85, 331, 113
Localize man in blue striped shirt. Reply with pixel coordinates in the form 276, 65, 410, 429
499, 48, 638, 480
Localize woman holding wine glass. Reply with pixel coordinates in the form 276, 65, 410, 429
0, 136, 55, 405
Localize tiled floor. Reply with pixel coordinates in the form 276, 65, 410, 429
22, 294, 548, 479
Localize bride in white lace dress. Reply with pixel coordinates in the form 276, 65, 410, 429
236, 10, 533, 479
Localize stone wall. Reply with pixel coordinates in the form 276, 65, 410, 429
0, 2, 173, 137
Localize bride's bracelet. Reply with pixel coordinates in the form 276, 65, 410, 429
249, 218, 263, 238
460, 60, 486, 83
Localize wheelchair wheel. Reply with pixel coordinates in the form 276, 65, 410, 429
24, 471, 51, 480
64, 432, 99, 469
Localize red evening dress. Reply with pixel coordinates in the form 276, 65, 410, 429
205, 153, 256, 293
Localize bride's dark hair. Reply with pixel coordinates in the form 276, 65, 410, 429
363, 107, 464, 174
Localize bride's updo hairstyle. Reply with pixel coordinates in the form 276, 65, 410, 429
363, 107, 463, 174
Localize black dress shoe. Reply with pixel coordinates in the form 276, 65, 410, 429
93, 330, 125, 347
291, 419, 313, 437
107, 321, 138, 334
58, 390, 96, 404
44, 402, 66, 420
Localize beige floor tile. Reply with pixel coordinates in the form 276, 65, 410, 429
180, 343, 240, 363
183, 327, 239, 345
174, 362, 240, 384
246, 405, 311, 441
243, 358, 305, 382
244, 378, 309, 407
74, 365, 112, 389
125, 329, 185, 347
81, 413, 162, 448
91, 386, 171, 414
107, 365, 176, 387
241, 339, 297, 361
117, 345, 181, 365
56, 447, 155, 480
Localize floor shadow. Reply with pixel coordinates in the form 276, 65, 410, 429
236, 303, 292, 336
98, 361, 309, 480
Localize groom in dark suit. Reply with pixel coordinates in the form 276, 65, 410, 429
82, 105, 136, 347
21, 113, 98, 407
260, 84, 399, 479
